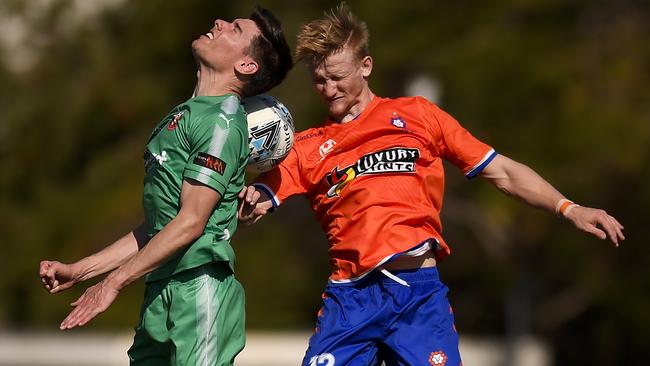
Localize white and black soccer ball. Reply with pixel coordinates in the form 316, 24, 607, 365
242, 94, 295, 173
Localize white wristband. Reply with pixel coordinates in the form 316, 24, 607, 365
555, 198, 578, 217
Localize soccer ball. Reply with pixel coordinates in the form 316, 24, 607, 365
242, 94, 295, 173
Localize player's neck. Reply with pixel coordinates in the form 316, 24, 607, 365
193, 68, 240, 98
337, 89, 375, 124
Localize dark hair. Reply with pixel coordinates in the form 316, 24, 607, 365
241, 5, 293, 97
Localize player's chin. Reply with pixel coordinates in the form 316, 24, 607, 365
190, 39, 209, 54
327, 103, 347, 120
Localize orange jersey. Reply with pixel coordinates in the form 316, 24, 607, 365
254, 96, 496, 282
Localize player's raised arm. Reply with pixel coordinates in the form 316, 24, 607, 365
480, 154, 625, 246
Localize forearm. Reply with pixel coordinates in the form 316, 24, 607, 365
480, 156, 624, 245
481, 155, 565, 214
73, 224, 148, 281
103, 216, 203, 290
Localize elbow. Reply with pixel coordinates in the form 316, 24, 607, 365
492, 178, 514, 197
499, 185, 513, 197
188, 221, 207, 241
180, 215, 208, 242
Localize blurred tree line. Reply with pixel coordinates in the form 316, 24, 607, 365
1, 0, 648, 364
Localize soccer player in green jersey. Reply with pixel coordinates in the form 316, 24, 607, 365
38, 6, 292, 365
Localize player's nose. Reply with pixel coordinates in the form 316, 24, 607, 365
213, 19, 230, 31
324, 81, 337, 98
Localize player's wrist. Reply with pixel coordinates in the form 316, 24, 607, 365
104, 269, 130, 291
70, 261, 89, 283
555, 198, 579, 218
252, 183, 278, 212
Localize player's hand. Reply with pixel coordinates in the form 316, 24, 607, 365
59, 279, 119, 330
237, 185, 269, 225
39, 260, 80, 294
564, 205, 625, 247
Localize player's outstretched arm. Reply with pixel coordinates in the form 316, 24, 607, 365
39, 224, 148, 294
480, 154, 625, 246
238, 185, 273, 225
59, 179, 221, 330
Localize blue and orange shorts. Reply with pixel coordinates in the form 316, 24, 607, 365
303, 266, 461, 366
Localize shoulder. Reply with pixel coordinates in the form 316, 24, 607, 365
370, 96, 439, 117
295, 126, 326, 143
378, 95, 428, 108
370, 95, 445, 121
209, 95, 245, 121
192, 96, 245, 129
184, 100, 247, 146
295, 128, 325, 142
287, 123, 333, 163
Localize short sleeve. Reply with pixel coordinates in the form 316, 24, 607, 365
183, 114, 245, 195
253, 143, 308, 209
419, 97, 497, 178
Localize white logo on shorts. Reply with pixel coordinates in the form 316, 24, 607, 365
309, 353, 335, 366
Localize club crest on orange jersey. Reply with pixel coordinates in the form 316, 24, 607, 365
167, 111, 184, 131
390, 113, 406, 129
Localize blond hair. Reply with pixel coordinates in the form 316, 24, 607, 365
295, 2, 369, 64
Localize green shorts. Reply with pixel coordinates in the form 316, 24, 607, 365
128, 262, 245, 366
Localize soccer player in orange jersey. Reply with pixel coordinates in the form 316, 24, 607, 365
239, 3, 625, 365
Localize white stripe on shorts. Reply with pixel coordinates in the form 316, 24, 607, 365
196, 271, 221, 366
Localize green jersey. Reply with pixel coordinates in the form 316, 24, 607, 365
142, 94, 249, 282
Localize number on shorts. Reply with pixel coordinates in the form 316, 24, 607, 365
309, 353, 335, 366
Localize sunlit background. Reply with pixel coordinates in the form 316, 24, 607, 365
1, 0, 648, 364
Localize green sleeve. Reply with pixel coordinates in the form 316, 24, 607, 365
183, 114, 245, 195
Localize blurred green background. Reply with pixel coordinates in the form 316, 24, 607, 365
1, 0, 648, 364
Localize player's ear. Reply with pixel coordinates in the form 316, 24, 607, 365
360, 56, 373, 78
235, 56, 259, 76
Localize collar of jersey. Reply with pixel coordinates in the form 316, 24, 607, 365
189, 93, 240, 102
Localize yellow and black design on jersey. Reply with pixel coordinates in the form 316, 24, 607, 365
325, 147, 420, 197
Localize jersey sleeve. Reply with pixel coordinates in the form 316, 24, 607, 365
253, 143, 308, 210
419, 97, 497, 178
183, 113, 245, 195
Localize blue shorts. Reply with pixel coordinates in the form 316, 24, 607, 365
302, 267, 461, 366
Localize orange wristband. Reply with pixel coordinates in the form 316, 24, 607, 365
555, 198, 575, 217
